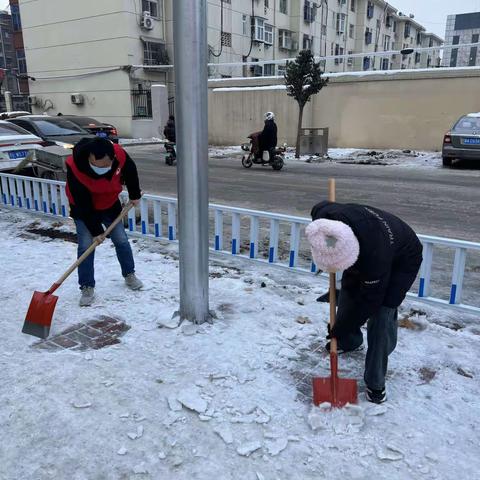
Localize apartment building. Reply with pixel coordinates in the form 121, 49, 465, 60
443, 12, 480, 67
17, 0, 442, 136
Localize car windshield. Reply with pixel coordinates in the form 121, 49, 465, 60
452, 116, 480, 134
31, 119, 87, 136
0, 123, 32, 136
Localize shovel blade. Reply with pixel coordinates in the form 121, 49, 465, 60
312, 376, 358, 408
22, 290, 59, 339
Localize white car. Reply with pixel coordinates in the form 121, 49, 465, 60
0, 120, 44, 172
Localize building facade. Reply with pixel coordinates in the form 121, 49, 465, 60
443, 12, 480, 68
18, 0, 442, 136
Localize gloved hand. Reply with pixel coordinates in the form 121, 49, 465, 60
326, 322, 350, 341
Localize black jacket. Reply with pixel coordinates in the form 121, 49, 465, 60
163, 119, 176, 143
67, 140, 141, 237
311, 201, 423, 335
259, 120, 277, 151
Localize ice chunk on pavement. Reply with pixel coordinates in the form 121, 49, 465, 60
265, 438, 288, 456
127, 425, 144, 440
307, 409, 326, 431
277, 347, 299, 360
214, 424, 234, 444
167, 395, 183, 412
366, 405, 388, 416
177, 387, 208, 414
157, 311, 181, 329
117, 447, 127, 456
376, 445, 405, 461
237, 441, 262, 457
158, 451, 167, 460
72, 401, 92, 409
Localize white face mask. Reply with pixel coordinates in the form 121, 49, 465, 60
89, 163, 112, 175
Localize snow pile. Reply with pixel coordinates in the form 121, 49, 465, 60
209, 145, 245, 158
285, 148, 442, 168
119, 137, 164, 146
1, 207, 480, 479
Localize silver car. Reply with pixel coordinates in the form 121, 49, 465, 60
442, 113, 480, 167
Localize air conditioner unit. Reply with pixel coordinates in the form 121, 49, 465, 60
28, 95, 38, 106
71, 93, 85, 105
347, 57, 353, 66
141, 12, 154, 30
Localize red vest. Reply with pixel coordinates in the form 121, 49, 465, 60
66, 144, 126, 210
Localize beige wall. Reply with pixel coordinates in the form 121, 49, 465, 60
208, 68, 480, 151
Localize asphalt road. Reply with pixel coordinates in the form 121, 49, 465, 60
125, 145, 480, 242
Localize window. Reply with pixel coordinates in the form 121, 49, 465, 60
350, 0, 355, 12
11, 5, 21, 31
221, 32, 232, 47
469, 47, 478, 66
416, 32, 422, 45
349, 24, 354, 39
252, 17, 265, 41
367, 1, 374, 19
304, 1, 316, 23
383, 35, 390, 51
264, 64, 275, 76
404, 22, 411, 38
334, 44, 344, 64
393, 21, 397, 33
17, 49, 26, 74
363, 56, 371, 70
279, 29, 293, 49
142, 0, 159, 18
386, 15, 392, 28
265, 0, 269, 8
415, 52, 421, 63
250, 59, 262, 77
381, 58, 389, 70
143, 40, 168, 65
365, 28, 373, 45
303, 34, 312, 50
376, 19, 381, 31
472, 34, 479, 43
278, 65, 286, 76
450, 49, 458, 67
264, 24, 273, 45
279, 0, 288, 14
242, 15, 248, 35
452, 35, 460, 45
321, 24, 327, 36
336, 13, 346, 34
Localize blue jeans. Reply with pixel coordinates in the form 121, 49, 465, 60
336, 289, 398, 390
75, 215, 135, 288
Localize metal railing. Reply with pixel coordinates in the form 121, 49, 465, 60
1, 172, 479, 315
131, 88, 152, 119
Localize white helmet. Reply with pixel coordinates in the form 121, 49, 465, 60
264, 112, 275, 121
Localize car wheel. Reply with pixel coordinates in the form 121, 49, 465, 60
442, 157, 453, 168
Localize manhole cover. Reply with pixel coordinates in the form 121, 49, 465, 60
33, 316, 130, 352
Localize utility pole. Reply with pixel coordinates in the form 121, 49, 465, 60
173, 0, 210, 324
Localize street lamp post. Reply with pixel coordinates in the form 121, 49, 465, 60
173, 0, 210, 324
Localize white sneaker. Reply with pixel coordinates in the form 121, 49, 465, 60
125, 273, 143, 290
79, 286, 95, 307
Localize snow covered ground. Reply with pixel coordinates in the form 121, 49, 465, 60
2, 207, 480, 480
209, 145, 443, 168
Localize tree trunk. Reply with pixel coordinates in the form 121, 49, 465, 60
295, 104, 304, 158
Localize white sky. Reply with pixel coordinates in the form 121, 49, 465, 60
391, 0, 480, 38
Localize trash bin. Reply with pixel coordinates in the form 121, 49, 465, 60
299, 127, 329, 156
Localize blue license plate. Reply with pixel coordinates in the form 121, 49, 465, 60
8, 150, 28, 160
96, 132, 108, 138
462, 137, 480, 145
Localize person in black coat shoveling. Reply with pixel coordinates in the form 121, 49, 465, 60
163, 115, 176, 143
66, 137, 143, 307
258, 112, 278, 162
306, 201, 423, 403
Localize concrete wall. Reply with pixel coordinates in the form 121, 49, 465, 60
208, 67, 480, 151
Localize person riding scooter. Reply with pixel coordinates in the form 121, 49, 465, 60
257, 112, 278, 163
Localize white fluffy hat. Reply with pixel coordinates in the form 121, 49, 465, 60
305, 219, 360, 272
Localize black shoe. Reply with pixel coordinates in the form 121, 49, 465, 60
325, 341, 364, 354
366, 387, 387, 404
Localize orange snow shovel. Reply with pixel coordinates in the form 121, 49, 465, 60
22, 201, 135, 339
312, 179, 358, 408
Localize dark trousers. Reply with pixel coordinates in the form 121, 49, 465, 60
336, 289, 398, 390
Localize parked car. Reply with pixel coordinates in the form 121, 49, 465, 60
6, 115, 96, 149
58, 115, 119, 143
0, 120, 45, 172
0, 111, 31, 120
442, 113, 480, 167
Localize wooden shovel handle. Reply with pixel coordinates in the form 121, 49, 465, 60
50, 201, 135, 290
328, 178, 338, 355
